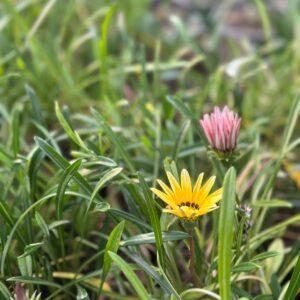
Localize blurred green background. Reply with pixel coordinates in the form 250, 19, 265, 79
1, 0, 300, 124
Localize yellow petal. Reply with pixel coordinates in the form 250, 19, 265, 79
192, 172, 204, 202
201, 188, 223, 207
195, 205, 218, 217
157, 179, 175, 200
150, 188, 177, 209
180, 169, 192, 201
197, 176, 216, 205
163, 208, 183, 218
180, 169, 191, 191
166, 172, 182, 202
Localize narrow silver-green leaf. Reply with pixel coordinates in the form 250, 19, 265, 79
120, 231, 189, 247
232, 262, 260, 273
251, 251, 280, 262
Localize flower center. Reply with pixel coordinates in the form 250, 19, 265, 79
179, 202, 199, 209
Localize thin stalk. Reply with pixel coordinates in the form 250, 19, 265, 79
189, 227, 200, 287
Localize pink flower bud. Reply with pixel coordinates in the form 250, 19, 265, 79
200, 106, 241, 153
15, 283, 27, 300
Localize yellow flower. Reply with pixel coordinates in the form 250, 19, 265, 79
151, 169, 222, 221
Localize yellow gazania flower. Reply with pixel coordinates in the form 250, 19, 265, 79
151, 169, 222, 221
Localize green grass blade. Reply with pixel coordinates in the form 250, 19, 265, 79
232, 262, 260, 273
0, 200, 26, 244
180, 288, 221, 299
108, 208, 152, 231
25, 84, 45, 126
125, 251, 181, 299
138, 173, 165, 268
7, 276, 62, 288
11, 105, 21, 157
252, 199, 292, 208
281, 96, 300, 152
55, 102, 89, 152
35, 137, 92, 195
0, 281, 11, 299
250, 215, 300, 251
35, 211, 50, 238
172, 119, 190, 161
123, 184, 149, 219
166, 95, 194, 119
108, 251, 150, 300
86, 167, 123, 214
99, 221, 125, 295
251, 251, 280, 262
0, 145, 13, 168
0, 194, 53, 274
255, 96, 300, 233
218, 167, 236, 300
283, 254, 300, 300
56, 159, 82, 219
0, 200, 15, 228
28, 148, 44, 198
56, 158, 82, 265
99, 4, 116, 62
91, 108, 135, 173
260, 96, 300, 200
254, 0, 272, 43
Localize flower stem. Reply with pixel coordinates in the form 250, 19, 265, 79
189, 227, 199, 287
